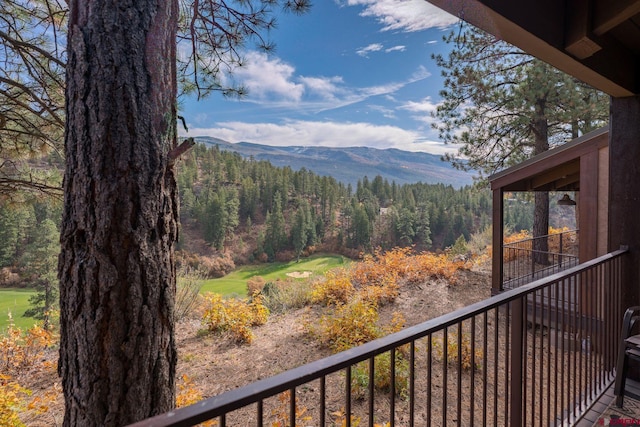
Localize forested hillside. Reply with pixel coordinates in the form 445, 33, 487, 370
175, 143, 502, 275
0, 142, 540, 286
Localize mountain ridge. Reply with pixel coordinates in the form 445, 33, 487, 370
193, 136, 474, 188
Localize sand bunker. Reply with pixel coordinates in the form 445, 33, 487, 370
286, 271, 312, 278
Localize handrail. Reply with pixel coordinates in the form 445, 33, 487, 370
503, 229, 578, 249
130, 247, 628, 427
502, 229, 580, 290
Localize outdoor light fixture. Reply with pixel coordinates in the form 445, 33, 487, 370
558, 193, 576, 206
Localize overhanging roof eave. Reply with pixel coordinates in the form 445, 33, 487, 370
489, 126, 609, 191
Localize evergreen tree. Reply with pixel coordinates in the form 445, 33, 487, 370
0, 205, 22, 267
55, 1, 311, 423
291, 202, 308, 261
351, 203, 371, 250
394, 207, 417, 246
414, 203, 432, 248
264, 193, 287, 260
21, 218, 59, 330
204, 191, 226, 249
432, 24, 608, 261
0, 0, 65, 198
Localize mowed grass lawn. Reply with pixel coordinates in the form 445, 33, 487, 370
0, 254, 347, 331
200, 254, 349, 296
0, 288, 37, 332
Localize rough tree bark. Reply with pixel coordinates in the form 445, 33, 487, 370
58, 1, 179, 425
532, 101, 550, 265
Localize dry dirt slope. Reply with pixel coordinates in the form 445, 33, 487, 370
175, 268, 492, 423
18, 268, 491, 426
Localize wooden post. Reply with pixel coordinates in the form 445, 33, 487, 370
492, 188, 505, 294
609, 96, 640, 311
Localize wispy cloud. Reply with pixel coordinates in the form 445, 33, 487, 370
356, 43, 384, 57
357, 43, 405, 57
297, 75, 347, 102
400, 97, 439, 114
182, 120, 458, 155
399, 96, 441, 125
368, 104, 397, 119
341, 0, 458, 32
385, 45, 406, 53
221, 51, 434, 114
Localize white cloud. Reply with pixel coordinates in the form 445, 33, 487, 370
223, 51, 305, 101
399, 97, 441, 125
216, 50, 425, 111
368, 104, 397, 119
298, 75, 346, 101
226, 53, 435, 116
400, 97, 439, 114
182, 120, 458, 155
342, 0, 458, 32
356, 43, 384, 57
409, 65, 431, 81
356, 43, 405, 57
385, 45, 406, 53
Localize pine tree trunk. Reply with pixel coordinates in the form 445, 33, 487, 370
532, 101, 550, 265
58, 1, 178, 425
533, 192, 550, 264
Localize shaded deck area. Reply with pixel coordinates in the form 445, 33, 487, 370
578, 381, 640, 426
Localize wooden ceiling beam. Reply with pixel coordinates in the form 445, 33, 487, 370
552, 172, 581, 190
593, 0, 640, 35
565, 0, 602, 59
530, 160, 580, 190
424, 0, 639, 96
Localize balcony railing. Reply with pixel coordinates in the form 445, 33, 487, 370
130, 248, 627, 427
503, 230, 579, 290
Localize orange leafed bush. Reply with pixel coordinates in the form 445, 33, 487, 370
0, 320, 57, 425
269, 390, 312, 427
313, 299, 381, 353
176, 375, 217, 426
0, 321, 54, 375
431, 331, 483, 371
310, 297, 405, 353
27, 382, 60, 416
503, 230, 531, 245
311, 268, 354, 306
350, 247, 463, 288
350, 247, 407, 288
405, 252, 464, 285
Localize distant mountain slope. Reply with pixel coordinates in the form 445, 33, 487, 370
193, 136, 474, 188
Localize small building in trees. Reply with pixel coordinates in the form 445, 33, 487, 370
425, 0, 640, 316
489, 126, 610, 293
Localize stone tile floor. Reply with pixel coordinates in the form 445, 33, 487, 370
595, 396, 640, 426
577, 384, 640, 427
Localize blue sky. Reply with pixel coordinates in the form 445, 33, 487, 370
178, 0, 459, 155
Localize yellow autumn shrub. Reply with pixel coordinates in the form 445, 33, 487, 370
431, 331, 483, 371
202, 292, 269, 344
311, 268, 354, 306
176, 375, 217, 426
0, 374, 29, 427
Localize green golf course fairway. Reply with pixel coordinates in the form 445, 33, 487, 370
0, 254, 348, 331
200, 254, 348, 296
0, 288, 37, 332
